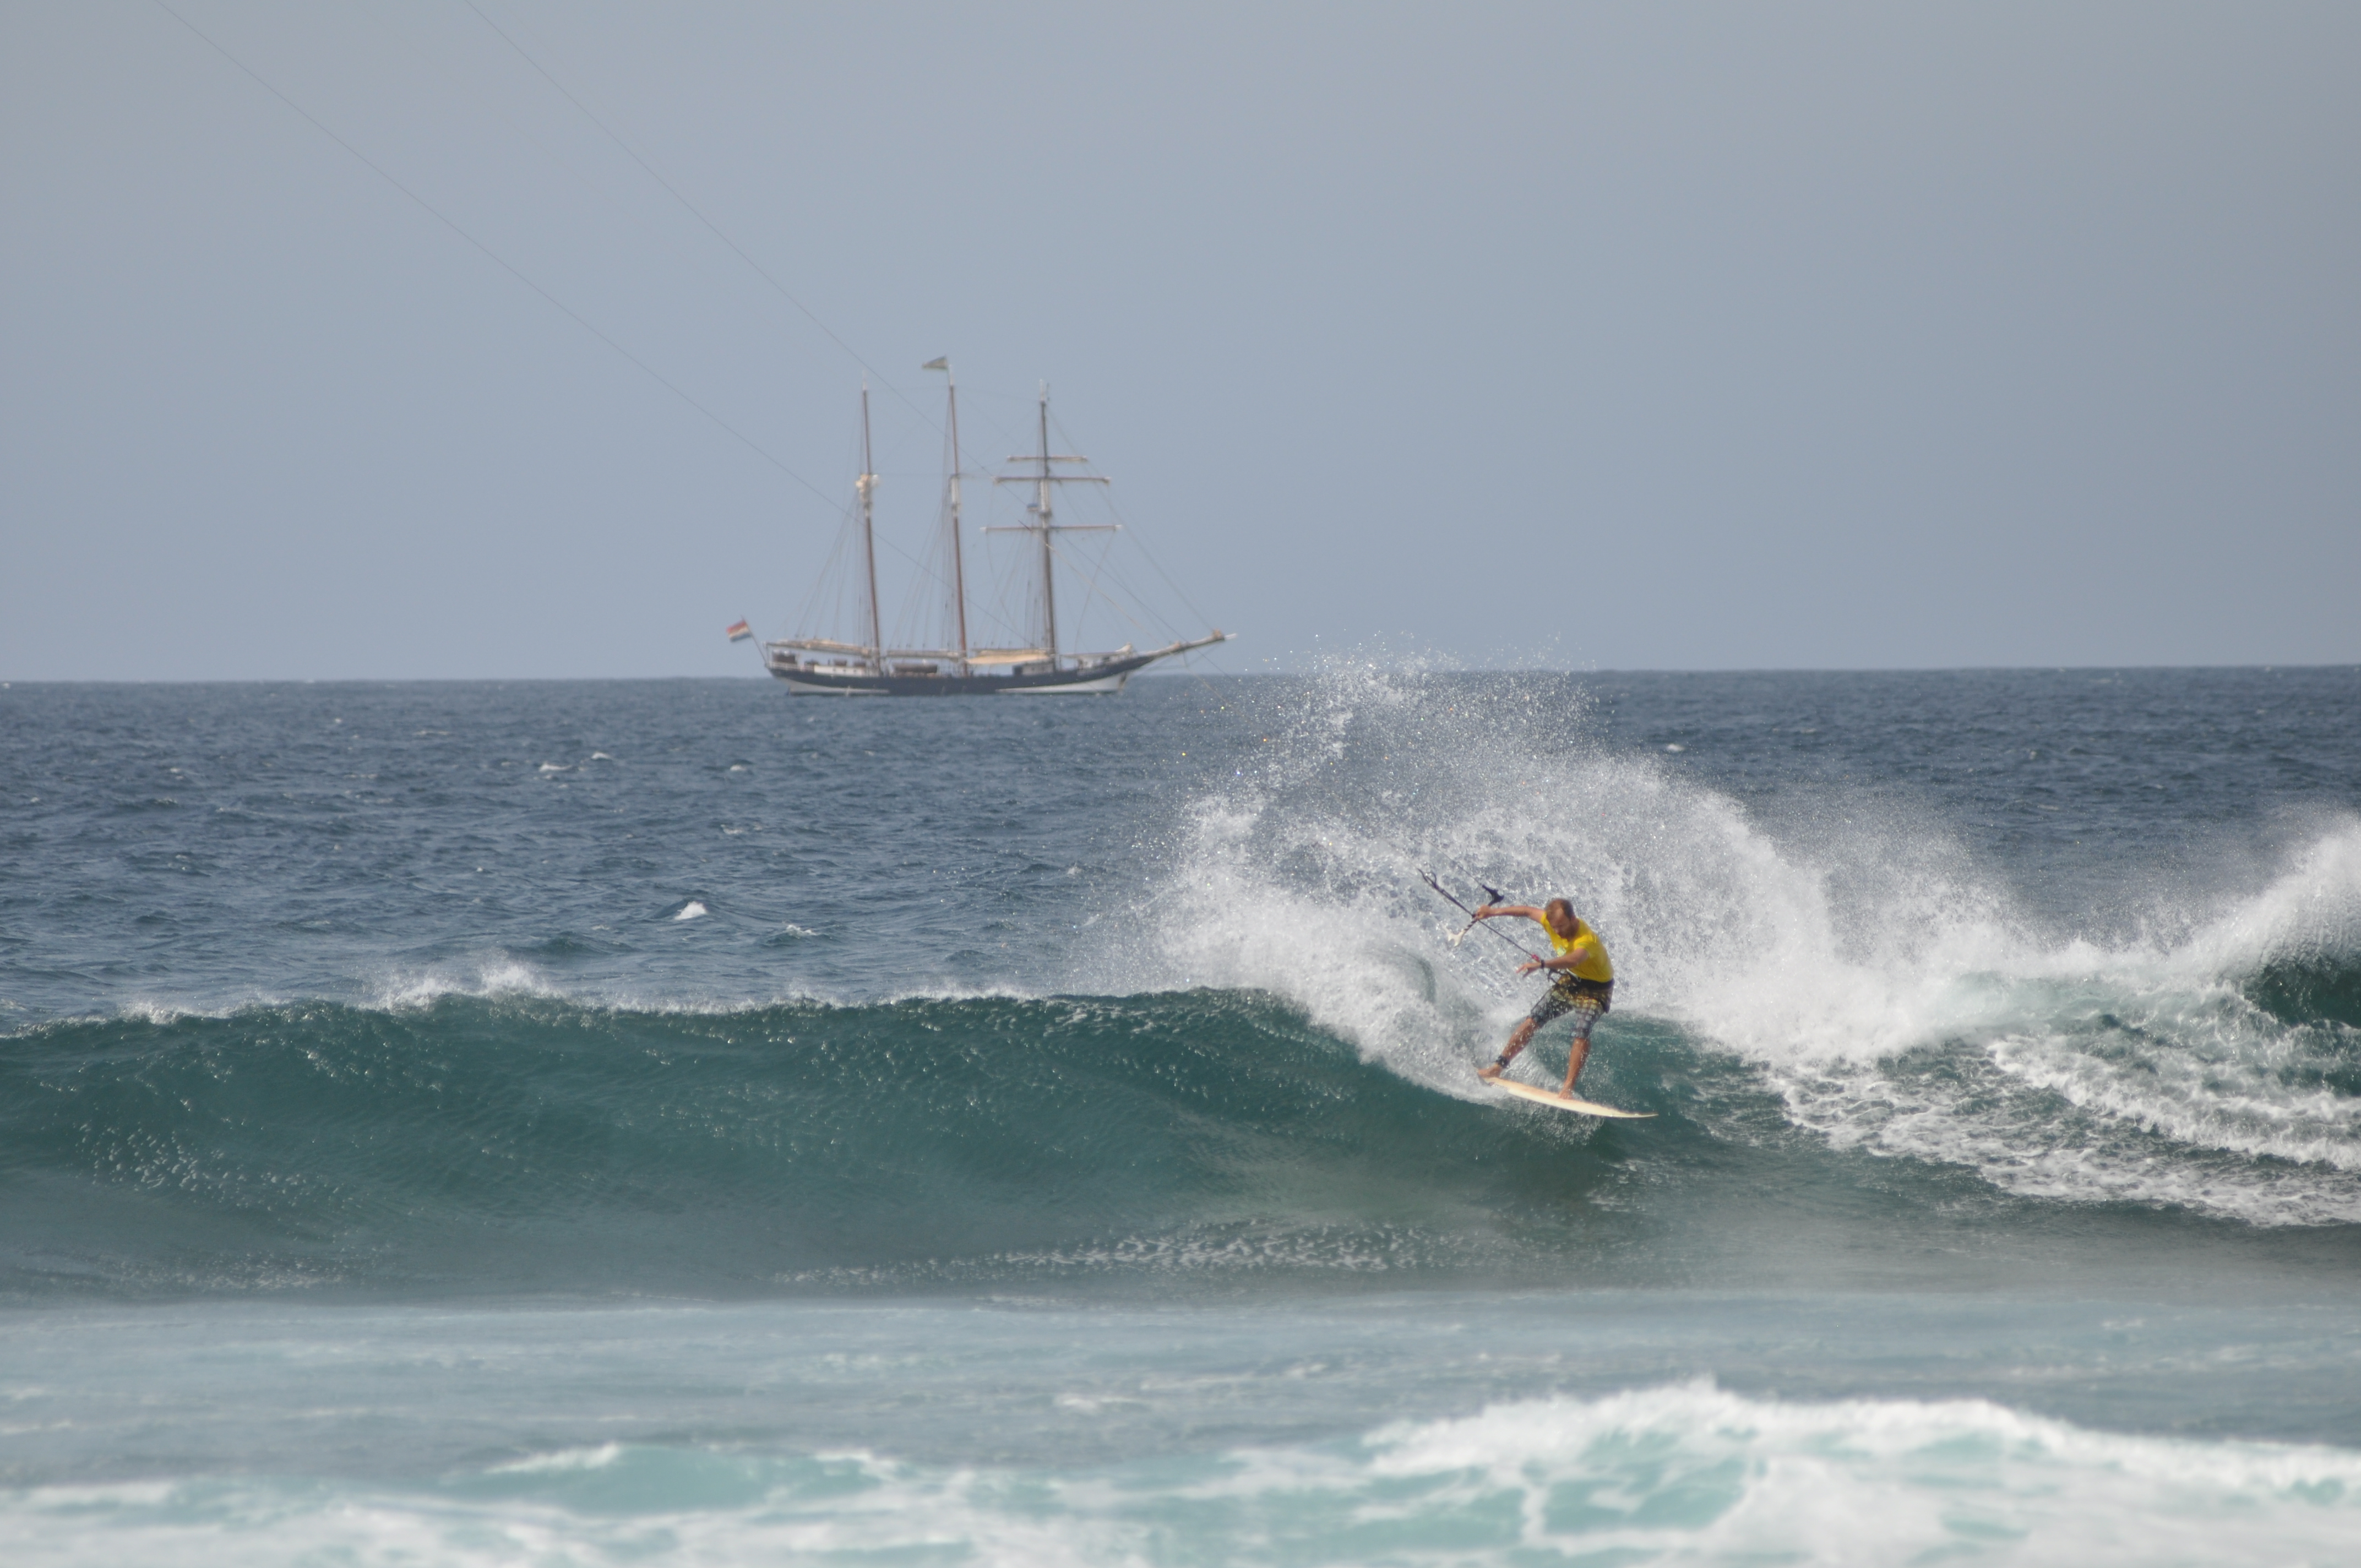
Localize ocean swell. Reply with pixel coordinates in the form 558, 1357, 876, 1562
0, 990, 1674, 1299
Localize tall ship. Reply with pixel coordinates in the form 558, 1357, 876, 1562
759, 363, 1231, 695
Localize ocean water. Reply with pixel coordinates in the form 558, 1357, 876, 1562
3, 666, 2358, 1565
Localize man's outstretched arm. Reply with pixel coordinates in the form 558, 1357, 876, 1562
1473, 905, 1572, 975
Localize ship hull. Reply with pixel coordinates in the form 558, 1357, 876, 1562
768, 652, 1155, 696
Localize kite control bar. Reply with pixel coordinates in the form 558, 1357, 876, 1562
1418, 869, 1552, 967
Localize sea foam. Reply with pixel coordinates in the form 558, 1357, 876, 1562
5, 1384, 2355, 1566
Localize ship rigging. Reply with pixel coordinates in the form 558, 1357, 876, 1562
760, 364, 1230, 695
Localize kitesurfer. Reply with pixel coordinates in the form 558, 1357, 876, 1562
1471, 897, 1614, 1097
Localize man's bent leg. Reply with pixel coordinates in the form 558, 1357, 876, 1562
1489, 984, 1579, 1080
1559, 999, 1604, 1096
1479, 1017, 1539, 1080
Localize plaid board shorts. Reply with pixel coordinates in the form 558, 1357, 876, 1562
1527, 977, 1613, 1038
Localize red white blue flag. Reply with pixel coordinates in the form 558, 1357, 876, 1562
725, 619, 753, 643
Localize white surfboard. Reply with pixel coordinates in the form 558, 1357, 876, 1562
1483, 1075, 1655, 1118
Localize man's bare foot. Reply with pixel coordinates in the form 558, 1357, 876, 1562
1476, 1063, 1503, 1081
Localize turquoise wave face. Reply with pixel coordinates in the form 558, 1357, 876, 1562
7, 988, 2359, 1302
2247, 950, 2361, 1035
0, 990, 1635, 1297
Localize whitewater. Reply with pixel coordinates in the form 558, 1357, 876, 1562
3, 667, 2357, 1564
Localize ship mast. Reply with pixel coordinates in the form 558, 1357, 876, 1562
925, 358, 970, 668
858, 383, 882, 672
1033, 391, 1059, 657
992, 384, 1108, 665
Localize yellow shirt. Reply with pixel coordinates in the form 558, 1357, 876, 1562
1547, 918, 1614, 983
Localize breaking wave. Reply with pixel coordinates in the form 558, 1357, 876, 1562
1113, 666, 2361, 1226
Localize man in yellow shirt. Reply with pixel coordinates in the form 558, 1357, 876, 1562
1471, 897, 1615, 1098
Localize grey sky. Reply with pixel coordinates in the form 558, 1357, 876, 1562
4, 2, 2355, 679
